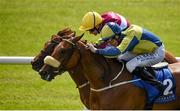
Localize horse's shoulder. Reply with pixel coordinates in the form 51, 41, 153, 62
106, 58, 122, 65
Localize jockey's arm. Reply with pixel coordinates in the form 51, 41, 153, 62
95, 38, 108, 49
96, 45, 121, 58
87, 43, 121, 58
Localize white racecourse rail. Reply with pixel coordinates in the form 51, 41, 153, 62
0, 56, 34, 64
0, 56, 180, 64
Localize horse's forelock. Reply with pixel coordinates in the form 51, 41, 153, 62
51, 35, 60, 40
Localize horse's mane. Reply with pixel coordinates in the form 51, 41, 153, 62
50, 27, 76, 42
57, 27, 75, 36
77, 39, 120, 65
77, 40, 122, 82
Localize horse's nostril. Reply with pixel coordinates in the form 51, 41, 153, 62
39, 70, 47, 75
31, 60, 44, 72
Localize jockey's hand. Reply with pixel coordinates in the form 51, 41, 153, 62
87, 43, 97, 53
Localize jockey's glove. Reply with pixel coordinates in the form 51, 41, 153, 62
87, 43, 97, 53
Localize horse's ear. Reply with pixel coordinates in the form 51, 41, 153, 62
79, 33, 84, 38
72, 33, 84, 43
51, 35, 59, 40
72, 31, 76, 36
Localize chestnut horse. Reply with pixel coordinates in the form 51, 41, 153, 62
39, 36, 180, 109
32, 28, 178, 109
31, 28, 90, 109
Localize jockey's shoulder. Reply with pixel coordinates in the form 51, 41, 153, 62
122, 24, 143, 37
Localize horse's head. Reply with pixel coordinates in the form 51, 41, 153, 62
39, 34, 84, 81
31, 27, 75, 72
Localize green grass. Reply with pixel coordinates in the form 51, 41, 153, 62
0, 65, 82, 109
0, 0, 180, 109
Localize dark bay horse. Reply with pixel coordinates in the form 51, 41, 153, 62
31, 28, 90, 109
31, 27, 75, 71
39, 36, 180, 109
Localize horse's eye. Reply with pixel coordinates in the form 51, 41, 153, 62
61, 50, 65, 53
60, 50, 65, 55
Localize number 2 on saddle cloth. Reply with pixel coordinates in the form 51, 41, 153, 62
133, 64, 176, 104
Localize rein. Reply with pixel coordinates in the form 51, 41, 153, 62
77, 81, 90, 89
91, 78, 141, 92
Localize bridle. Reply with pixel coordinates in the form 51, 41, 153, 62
43, 39, 89, 88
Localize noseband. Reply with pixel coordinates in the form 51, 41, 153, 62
43, 39, 90, 88
44, 39, 81, 73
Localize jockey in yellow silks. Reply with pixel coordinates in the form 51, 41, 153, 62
87, 22, 165, 97
79, 11, 130, 48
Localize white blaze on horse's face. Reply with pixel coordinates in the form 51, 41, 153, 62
44, 56, 61, 68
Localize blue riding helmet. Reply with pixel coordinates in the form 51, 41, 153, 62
101, 22, 122, 41
107, 22, 122, 35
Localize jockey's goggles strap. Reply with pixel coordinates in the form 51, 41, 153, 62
44, 56, 60, 68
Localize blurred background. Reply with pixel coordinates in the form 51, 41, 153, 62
0, 0, 180, 109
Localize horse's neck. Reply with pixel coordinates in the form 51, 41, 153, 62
66, 58, 90, 108
67, 67, 88, 88
80, 51, 131, 89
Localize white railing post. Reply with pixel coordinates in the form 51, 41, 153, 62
176, 57, 180, 61
0, 56, 179, 65
0, 56, 34, 64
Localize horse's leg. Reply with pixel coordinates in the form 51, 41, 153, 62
164, 50, 178, 64
79, 86, 90, 109
89, 92, 100, 109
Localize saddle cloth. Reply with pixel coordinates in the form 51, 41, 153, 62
133, 66, 176, 104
